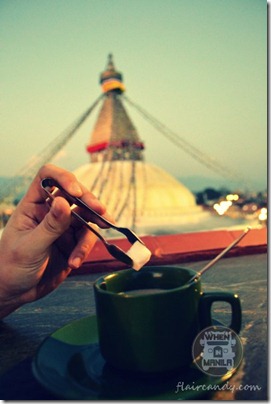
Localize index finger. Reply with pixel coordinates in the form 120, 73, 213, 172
41, 177, 112, 227
21, 164, 108, 220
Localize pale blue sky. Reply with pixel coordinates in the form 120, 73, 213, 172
1, 0, 267, 191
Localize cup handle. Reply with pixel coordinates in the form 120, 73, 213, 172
199, 291, 242, 333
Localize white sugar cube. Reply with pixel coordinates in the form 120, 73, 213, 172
126, 241, 152, 271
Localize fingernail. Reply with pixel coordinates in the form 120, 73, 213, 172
104, 211, 116, 224
69, 182, 82, 195
71, 257, 82, 269
51, 198, 62, 218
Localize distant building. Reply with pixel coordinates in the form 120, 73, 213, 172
74, 55, 208, 234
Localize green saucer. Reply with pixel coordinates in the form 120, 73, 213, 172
32, 315, 234, 400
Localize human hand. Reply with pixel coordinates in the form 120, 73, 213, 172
0, 164, 110, 318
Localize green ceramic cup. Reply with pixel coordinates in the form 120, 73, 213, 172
94, 266, 241, 374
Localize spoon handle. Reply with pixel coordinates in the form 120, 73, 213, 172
189, 226, 251, 284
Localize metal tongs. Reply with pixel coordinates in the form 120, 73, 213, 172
41, 178, 145, 266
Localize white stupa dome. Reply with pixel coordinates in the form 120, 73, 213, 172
74, 160, 209, 235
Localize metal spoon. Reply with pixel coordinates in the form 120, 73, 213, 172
187, 226, 251, 285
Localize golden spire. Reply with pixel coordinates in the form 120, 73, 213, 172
99, 54, 125, 94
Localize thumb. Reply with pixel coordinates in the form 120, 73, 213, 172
33, 197, 72, 250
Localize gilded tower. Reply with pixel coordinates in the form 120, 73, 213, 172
86, 55, 144, 163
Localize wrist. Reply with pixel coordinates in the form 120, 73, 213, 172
0, 298, 21, 319
0, 284, 22, 319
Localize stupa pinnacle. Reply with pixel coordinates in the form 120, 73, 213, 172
99, 53, 125, 94
86, 54, 144, 162
74, 55, 208, 234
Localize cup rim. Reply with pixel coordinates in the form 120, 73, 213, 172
94, 266, 200, 297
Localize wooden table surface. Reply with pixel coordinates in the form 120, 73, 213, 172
0, 253, 267, 400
